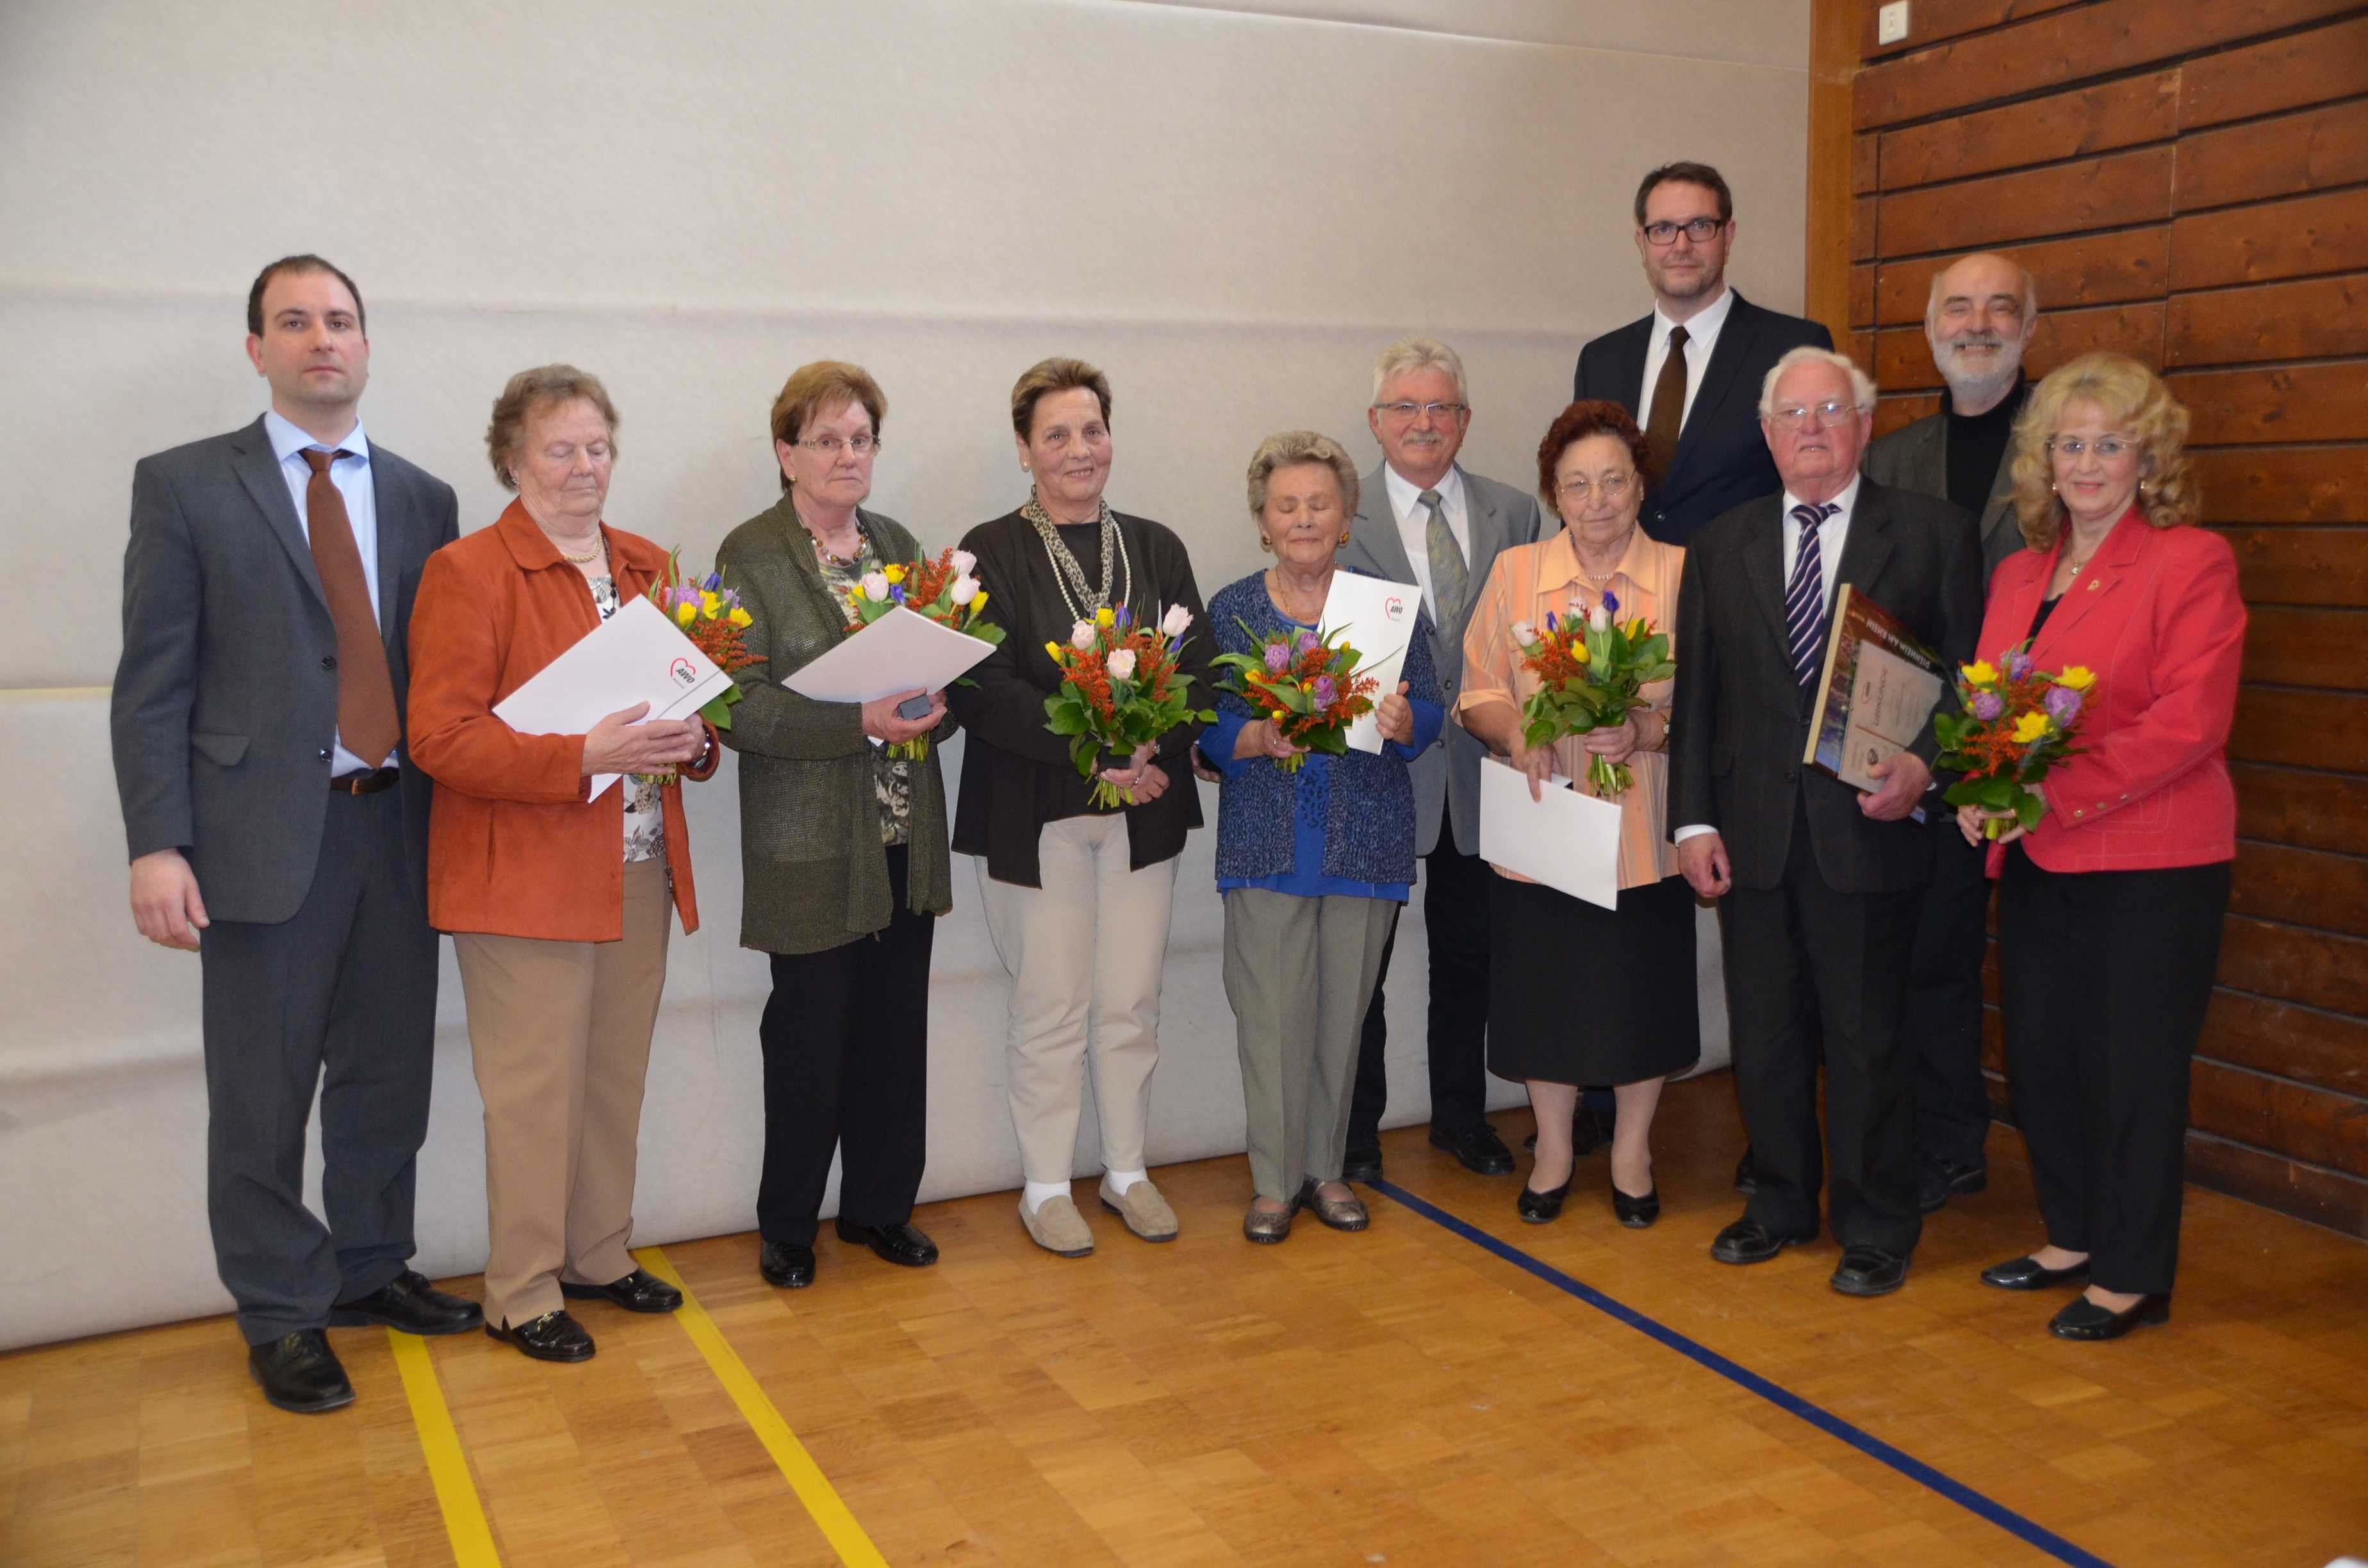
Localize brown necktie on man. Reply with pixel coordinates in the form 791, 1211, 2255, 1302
1644, 323, 1690, 482
301, 449, 400, 769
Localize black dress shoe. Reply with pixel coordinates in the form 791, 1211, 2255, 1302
331, 1270, 484, 1335
1916, 1158, 1989, 1214
1610, 1180, 1659, 1229
486, 1310, 595, 1362
760, 1241, 816, 1288
1340, 1145, 1384, 1184
835, 1219, 939, 1268
1517, 1178, 1572, 1223
1830, 1245, 1910, 1296
2050, 1293, 2170, 1341
1429, 1124, 1517, 1175
1709, 1218, 1813, 1264
1980, 1254, 2091, 1291
1732, 1149, 1759, 1195
560, 1267, 682, 1314
248, 1330, 356, 1414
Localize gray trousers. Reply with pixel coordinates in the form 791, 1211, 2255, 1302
1222, 888, 1395, 1202
197, 788, 441, 1343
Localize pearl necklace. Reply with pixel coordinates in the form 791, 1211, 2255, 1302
1026, 494, 1131, 625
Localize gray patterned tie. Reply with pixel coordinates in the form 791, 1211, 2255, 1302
1421, 488, 1469, 630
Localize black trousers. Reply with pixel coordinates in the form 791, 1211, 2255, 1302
1907, 815, 1996, 1172
198, 787, 440, 1344
1723, 803, 1923, 1255
1998, 849, 2230, 1294
757, 845, 935, 1247
1348, 815, 1494, 1147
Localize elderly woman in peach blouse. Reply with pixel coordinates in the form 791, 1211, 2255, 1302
1456, 400, 1700, 1228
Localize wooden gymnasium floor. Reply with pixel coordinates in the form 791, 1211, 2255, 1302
7, 1074, 2367, 1568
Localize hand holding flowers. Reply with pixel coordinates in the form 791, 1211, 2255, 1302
637, 550, 763, 786
1211, 621, 1380, 774
1042, 603, 1215, 810
1933, 645, 2093, 842
1513, 590, 1675, 799
841, 547, 1006, 760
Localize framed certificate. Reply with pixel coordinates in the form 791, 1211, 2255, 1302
1804, 584, 1945, 795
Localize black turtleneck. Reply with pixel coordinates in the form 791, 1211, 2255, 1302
1943, 373, 2029, 515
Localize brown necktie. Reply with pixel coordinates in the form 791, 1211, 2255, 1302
302, 448, 400, 769
1644, 323, 1690, 482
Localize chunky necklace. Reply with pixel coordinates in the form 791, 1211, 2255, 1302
1024, 494, 1130, 625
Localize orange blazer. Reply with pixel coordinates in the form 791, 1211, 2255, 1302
407, 502, 716, 940
1975, 507, 2243, 876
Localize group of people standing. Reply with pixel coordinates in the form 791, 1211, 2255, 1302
113, 160, 2243, 1419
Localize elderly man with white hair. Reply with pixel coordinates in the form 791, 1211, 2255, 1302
1865, 251, 2040, 1216
1670, 346, 1982, 1298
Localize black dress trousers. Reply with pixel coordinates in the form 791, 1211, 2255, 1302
1906, 815, 1996, 1172
1348, 814, 1495, 1149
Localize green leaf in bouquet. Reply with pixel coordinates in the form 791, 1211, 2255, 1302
1046, 698, 1089, 736
2013, 790, 2048, 831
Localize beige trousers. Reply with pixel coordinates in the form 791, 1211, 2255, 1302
977, 815, 1180, 1185
453, 856, 672, 1328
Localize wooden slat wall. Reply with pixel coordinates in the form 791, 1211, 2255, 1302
1833, 0, 2368, 1237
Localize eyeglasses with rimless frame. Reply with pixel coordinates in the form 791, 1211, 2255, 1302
797, 433, 882, 457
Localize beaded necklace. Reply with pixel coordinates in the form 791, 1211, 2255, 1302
1024, 494, 1130, 625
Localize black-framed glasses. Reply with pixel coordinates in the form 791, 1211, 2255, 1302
1641, 217, 1725, 246
1767, 400, 1863, 430
1372, 400, 1468, 421
800, 434, 880, 457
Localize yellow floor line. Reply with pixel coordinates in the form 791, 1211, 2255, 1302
637, 1245, 887, 1568
386, 1328, 503, 1567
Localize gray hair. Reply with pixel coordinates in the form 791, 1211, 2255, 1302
486, 364, 620, 489
1370, 336, 1468, 404
1924, 254, 2039, 331
1757, 347, 1877, 420
1247, 430, 1360, 522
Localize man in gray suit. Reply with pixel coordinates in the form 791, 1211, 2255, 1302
112, 256, 474, 1413
1339, 337, 1545, 1180
1864, 252, 2038, 1214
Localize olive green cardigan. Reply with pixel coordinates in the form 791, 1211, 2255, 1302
715, 496, 952, 954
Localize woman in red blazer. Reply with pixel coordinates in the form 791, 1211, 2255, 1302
1957, 353, 2242, 1342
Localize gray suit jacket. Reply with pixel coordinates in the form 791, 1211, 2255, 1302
111, 416, 459, 923
1341, 462, 1545, 855
1864, 409, 2025, 586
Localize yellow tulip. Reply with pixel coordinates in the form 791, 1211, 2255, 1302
971, 591, 989, 611
2010, 710, 2051, 744
675, 602, 697, 627
1096, 605, 1117, 628
2057, 665, 2096, 691
700, 590, 721, 617
727, 607, 752, 628
1962, 660, 1998, 686
1044, 641, 1062, 660
1572, 642, 1590, 666
882, 564, 905, 584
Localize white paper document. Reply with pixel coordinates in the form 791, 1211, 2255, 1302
491, 595, 734, 801
1320, 572, 1422, 754
1477, 755, 1624, 911
782, 605, 996, 705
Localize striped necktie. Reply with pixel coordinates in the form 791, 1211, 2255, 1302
1784, 501, 1839, 687
1420, 487, 1469, 630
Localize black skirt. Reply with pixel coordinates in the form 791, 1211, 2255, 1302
1487, 872, 1702, 1086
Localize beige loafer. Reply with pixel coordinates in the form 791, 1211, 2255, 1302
1099, 1179, 1180, 1243
1019, 1194, 1094, 1258
1295, 1178, 1370, 1232
1242, 1200, 1294, 1245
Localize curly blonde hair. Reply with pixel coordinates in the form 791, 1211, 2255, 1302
2008, 352, 2197, 550
1246, 430, 1360, 525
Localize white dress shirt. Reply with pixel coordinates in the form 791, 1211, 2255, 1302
264, 409, 386, 776
1636, 283, 1736, 434
1383, 461, 1472, 624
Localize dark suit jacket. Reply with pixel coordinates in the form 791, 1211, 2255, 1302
1863, 407, 2025, 585
1575, 291, 1833, 548
1669, 478, 1982, 895
111, 415, 459, 924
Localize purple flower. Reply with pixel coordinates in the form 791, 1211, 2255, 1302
1312, 675, 1336, 705
1114, 605, 1132, 629
2003, 649, 2033, 680
1546, 610, 1559, 632
2044, 685, 2084, 725
1602, 589, 1620, 615
889, 584, 905, 603
1263, 643, 1290, 672
702, 571, 721, 592
1295, 628, 1320, 654
1969, 691, 2005, 722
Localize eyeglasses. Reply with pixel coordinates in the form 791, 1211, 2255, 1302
799, 434, 881, 457
2046, 435, 2132, 460
1641, 217, 1725, 246
1767, 400, 1864, 430
1373, 400, 1468, 421
1556, 471, 1635, 502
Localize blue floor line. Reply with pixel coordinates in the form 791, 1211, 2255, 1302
1368, 1177, 2116, 1568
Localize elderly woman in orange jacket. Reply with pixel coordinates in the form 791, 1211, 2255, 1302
407, 365, 716, 1363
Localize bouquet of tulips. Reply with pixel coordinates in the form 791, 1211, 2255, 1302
1042, 603, 1215, 809
840, 546, 1007, 760
1933, 644, 2093, 837
1513, 589, 1674, 799
648, 551, 763, 730
1210, 621, 1380, 774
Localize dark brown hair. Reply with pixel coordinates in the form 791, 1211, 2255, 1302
1011, 357, 1113, 441
770, 361, 887, 494
1632, 161, 1733, 227
246, 254, 365, 336
1536, 400, 1654, 509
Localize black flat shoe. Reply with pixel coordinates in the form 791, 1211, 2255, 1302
1610, 1180, 1659, 1229
561, 1267, 682, 1314
1830, 1245, 1909, 1297
1340, 1145, 1384, 1184
1916, 1159, 1989, 1214
331, 1270, 484, 1335
835, 1219, 939, 1268
2050, 1293, 2170, 1341
760, 1241, 816, 1288
247, 1330, 355, 1414
1709, 1217, 1813, 1264
1980, 1254, 2091, 1291
486, 1310, 595, 1363
1429, 1123, 1517, 1175
1517, 1179, 1572, 1223
1732, 1149, 1759, 1195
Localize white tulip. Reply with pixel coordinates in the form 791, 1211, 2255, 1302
860, 571, 891, 602
1162, 603, 1194, 638
1512, 619, 1537, 646
950, 574, 980, 605
1106, 648, 1138, 681
951, 548, 978, 575
1071, 621, 1098, 650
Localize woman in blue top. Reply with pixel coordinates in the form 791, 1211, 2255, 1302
1203, 431, 1445, 1243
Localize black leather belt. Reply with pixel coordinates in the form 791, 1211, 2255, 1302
331, 767, 400, 796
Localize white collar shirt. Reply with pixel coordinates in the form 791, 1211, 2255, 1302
1780, 473, 1859, 611
264, 409, 386, 775
1383, 461, 1470, 624
1636, 284, 1736, 433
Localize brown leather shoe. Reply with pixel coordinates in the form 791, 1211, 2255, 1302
1242, 1200, 1294, 1245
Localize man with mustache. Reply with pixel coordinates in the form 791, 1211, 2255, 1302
1864, 252, 2040, 1214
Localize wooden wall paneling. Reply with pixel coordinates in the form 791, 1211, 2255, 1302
2175, 97, 2368, 213
2240, 605, 2368, 689
2170, 186, 2368, 290
1872, 393, 1939, 436
2230, 838, 2368, 935
2202, 986, 2368, 1096
2233, 761, 2368, 855
2172, 363, 2368, 446
1873, 300, 2166, 389
2185, 1129, 2368, 1236
1876, 69, 2178, 190
1874, 228, 2172, 325
2190, 446, 2363, 523
1876, 145, 2173, 255
1846, 330, 1875, 380
2166, 273, 2368, 366
1852, 131, 1879, 195
2178, 13, 2368, 129
2217, 915, 2368, 1017
1807, 0, 1861, 348
1850, 193, 1877, 261
1850, 263, 1876, 327
2229, 687, 2368, 770
2191, 1058, 2368, 1179
2218, 527, 2368, 606
1858, 0, 2083, 61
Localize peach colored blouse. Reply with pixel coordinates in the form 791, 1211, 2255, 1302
1456, 526, 1684, 892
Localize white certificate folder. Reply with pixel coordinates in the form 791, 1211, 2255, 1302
491, 595, 734, 801
1476, 756, 1623, 911
782, 605, 996, 705
1319, 572, 1422, 755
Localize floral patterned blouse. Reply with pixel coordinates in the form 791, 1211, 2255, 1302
813, 532, 914, 847
591, 573, 668, 863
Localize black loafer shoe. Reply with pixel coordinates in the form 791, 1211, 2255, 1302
331, 1270, 483, 1335
1611, 1181, 1660, 1229
1429, 1124, 1517, 1176
1710, 1218, 1813, 1264
1732, 1149, 1759, 1195
1517, 1179, 1572, 1224
760, 1241, 816, 1289
835, 1219, 939, 1268
1980, 1254, 2091, 1291
1340, 1145, 1384, 1184
248, 1330, 356, 1414
2049, 1293, 2170, 1341
561, 1267, 682, 1314
486, 1310, 595, 1362
1830, 1245, 1910, 1297
1916, 1159, 1989, 1214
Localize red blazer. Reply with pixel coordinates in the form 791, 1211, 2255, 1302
407, 502, 717, 940
1976, 507, 2243, 876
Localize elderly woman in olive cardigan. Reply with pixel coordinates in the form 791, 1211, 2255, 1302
1202, 431, 1444, 1243
716, 361, 953, 1293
